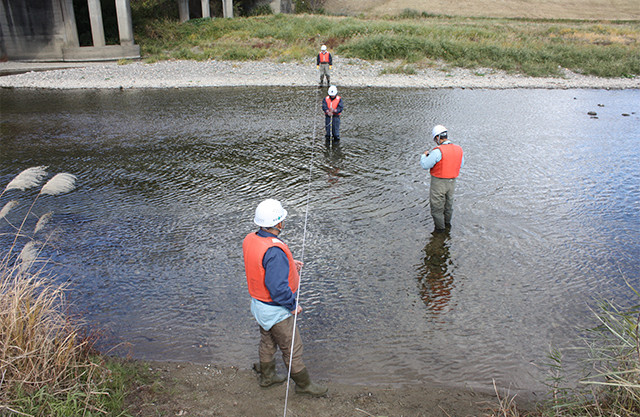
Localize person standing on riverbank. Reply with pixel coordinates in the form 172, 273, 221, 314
322, 85, 343, 142
316, 45, 332, 87
242, 199, 328, 396
420, 125, 464, 231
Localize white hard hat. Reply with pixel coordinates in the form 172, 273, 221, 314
328, 85, 337, 96
254, 199, 288, 228
432, 125, 448, 139
321, 45, 327, 51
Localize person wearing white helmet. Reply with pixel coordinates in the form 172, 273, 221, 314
420, 125, 464, 231
316, 44, 332, 87
322, 85, 343, 142
242, 199, 328, 396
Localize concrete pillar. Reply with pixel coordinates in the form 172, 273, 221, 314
0, 2, 9, 59
115, 0, 134, 45
270, 0, 281, 14
201, 0, 210, 18
178, 0, 189, 22
87, 0, 105, 47
222, 0, 233, 18
59, 0, 79, 47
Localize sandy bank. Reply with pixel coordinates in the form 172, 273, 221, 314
1, 59, 638, 90
126, 360, 536, 416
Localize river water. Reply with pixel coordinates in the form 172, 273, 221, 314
1, 87, 638, 394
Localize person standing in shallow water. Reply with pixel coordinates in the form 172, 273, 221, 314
242, 199, 328, 396
420, 125, 464, 231
322, 85, 343, 142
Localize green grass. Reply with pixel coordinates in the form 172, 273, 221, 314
133, 12, 640, 77
8, 357, 151, 417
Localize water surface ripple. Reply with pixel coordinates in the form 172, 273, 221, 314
1, 87, 638, 394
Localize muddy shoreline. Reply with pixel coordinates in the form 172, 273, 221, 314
127, 360, 538, 416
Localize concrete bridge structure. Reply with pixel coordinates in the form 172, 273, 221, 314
177, 0, 234, 21
176, 0, 292, 22
0, 0, 291, 62
0, 0, 140, 61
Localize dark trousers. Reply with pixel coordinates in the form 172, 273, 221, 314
325, 115, 340, 140
429, 176, 456, 229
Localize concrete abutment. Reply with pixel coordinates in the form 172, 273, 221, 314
0, 0, 139, 62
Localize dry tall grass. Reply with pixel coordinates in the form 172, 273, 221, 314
0, 268, 104, 415
486, 282, 640, 417
0, 167, 117, 416
323, 0, 640, 20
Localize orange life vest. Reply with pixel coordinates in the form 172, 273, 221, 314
319, 51, 330, 63
430, 143, 463, 179
243, 232, 299, 303
325, 96, 341, 115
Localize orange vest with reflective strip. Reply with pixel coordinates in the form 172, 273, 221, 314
325, 96, 341, 115
243, 232, 299, 302
430, 143, 463, 178
319, 51, 330, 63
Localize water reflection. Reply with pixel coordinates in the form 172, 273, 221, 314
415, 230, 455, 317
322, 140, 343, 186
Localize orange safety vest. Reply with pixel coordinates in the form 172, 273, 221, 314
319, 51, 330, 63
325, 96, 341, 115
430, 143, 463, 178
243, 232, 299, 303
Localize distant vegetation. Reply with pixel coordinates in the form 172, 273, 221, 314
131, 4, 639, 78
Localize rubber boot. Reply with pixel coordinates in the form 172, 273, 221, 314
257, 360, 286, 387
290, 368, 328, 396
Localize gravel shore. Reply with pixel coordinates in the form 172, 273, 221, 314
1, 58, 638, 90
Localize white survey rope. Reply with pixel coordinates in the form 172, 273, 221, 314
283, 87, 320, 417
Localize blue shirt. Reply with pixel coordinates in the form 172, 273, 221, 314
251, 298, 291, 331
420, 140, 465, 171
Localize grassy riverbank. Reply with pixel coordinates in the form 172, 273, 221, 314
133, 12, 640, 78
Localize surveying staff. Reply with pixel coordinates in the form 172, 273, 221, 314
242, 199, 328, 397
322, 85, 343, 142
316, 45, 332, 86
420, 125, 464, 231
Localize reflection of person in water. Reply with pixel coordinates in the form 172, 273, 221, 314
415, 230, 455, 315
323, 140, 343, 185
